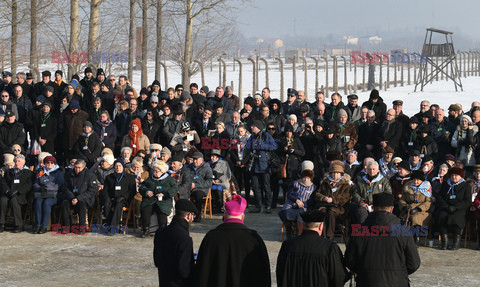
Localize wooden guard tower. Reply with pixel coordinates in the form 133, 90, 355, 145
415, 28, 463, 92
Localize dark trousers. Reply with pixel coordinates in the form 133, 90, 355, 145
61, 199, 87, 227
34, 197, 58, 228
104, 197, 126, 227
436, 209, 462, 235
0, 195, 23, 226
351, 205, 369, 224
141, 204, 167, 229
190, 190, 205, 218
251, 172, 272, 209
270, 175, 280, 208
322, 209, 338, 238
234, 166, 251, 198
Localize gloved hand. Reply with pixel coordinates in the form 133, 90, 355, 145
447, 205, 456, 214
6, 190, 18, 199
410, 207, 421, 215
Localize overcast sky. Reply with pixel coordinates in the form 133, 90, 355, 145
236, 0, 479, 41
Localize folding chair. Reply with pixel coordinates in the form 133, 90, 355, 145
122, 199, 136, 234
202, 188, 212, 219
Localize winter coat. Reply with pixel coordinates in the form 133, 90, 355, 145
170, 165, 193, 200
361, 97, 387, 124
1, 167, 34, 205
279, 136, 305, 179
414, 135, 438, 161
352, 174, 392, 206
74, 132, 103, 167
337, 122, 358, 151
33, 112, 57, 155
60, 109, 89, 150
139, 174, 178, 215
93, 120, 117, 150
210, 159, 231, 189
13, 95, 33, 124
103, 171, 136, 201
33, 165, 65, 199
435, 179, 472, 229
121, 133, 150, 154
63, 168, 98, 208
245, 130, 278, 174
187, 162, 213, 196
377, 119, 403, 151
316, 176, 351, 215
0, 121, 26, 154
399, 182, 432, 226
451, 125, 477, 166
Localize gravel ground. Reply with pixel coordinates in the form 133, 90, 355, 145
0, 211, 479, 286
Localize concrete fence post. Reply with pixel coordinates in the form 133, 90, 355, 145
289, 57, 297, 90
310, 57, 319, 93
321, 56, 329, 95
299, 56, 308, 97
234, 58, 242, 101
276, 57, 285, 101
358, 55, 366, 91
259, 58, 269, 89
247, 58, 256, 95
193, 60, 205, 87
340, 55, 347, 95
160, 61, 168, 89
331, 55, 337, 92
353, 58, 357, 93
375, 54, 383, 90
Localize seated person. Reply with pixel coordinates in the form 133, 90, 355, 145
435, 166, 472, 250
315, 161, 351, 239
102, 160, 136, 234
139, 161, 178, 238
0, 154, 34, 233
32, 156, 64, 234
60, 159, 98, 233
278, 169, 316, 239
351, 160, 392, 224
209, 149, 232, 212
187, 152, 213, 223
398, 170, 432, 244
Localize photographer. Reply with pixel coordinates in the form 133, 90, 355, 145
279, 124, 305, 204
169, 122, 200, 157
298, 117, 318, 162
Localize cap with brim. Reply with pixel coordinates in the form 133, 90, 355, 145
192, 152, 203, 159
210, 149, 222, 157
393, 100, 403, 106
410, 150, 421, 157
347, 94, 358, 99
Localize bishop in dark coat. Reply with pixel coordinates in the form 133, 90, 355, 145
193, 195, 270, 287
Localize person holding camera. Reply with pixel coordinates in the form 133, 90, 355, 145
451, 114, 477, 173
279, 123, 305, 203
32, 156, 64, 234
0, 154, 34, 233
278, 169, 316, 239
139, 160, 178, 237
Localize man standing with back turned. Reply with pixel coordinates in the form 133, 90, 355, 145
193, 194, 271, 287
276, 209, 347, 287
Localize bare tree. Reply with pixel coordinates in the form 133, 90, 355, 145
141, 0, 148, 87
68, 0, 79, 80
128, 0, 135, 82
10, 0, 17, 76
87, 0, 106, 69
154, 0, 163, 83
29, 0, 39, 81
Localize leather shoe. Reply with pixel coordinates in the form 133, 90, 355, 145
140, 228, 150, 238
32, 226, 40, 234
0, 224, 4, 233
249, 207, 261, 213
193, 216, 202, 223
38, 227, 47, 234
12, 226, 23, 233
265, 207, 272, 214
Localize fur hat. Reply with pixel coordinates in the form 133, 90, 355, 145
449, 166, 465, 178
300, 169, 314, 181
152, 160, 169, 174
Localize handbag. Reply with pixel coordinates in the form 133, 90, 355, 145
279, 155, 288, 179
31, 140, 41, 155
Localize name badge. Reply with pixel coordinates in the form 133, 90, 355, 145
83, 146, 88, 150
420, 153, 425, 158
450, 195, 456, 199
104, 133, 108, 136
331, 187, 337, 193
132, 144, 137, 148
183, 147, 188, 152
41, 124, 46, 127
14, 179, 20, 184
408, 142, 413, 146
115, 186, 121, 191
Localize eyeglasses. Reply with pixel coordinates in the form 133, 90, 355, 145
288, 95, 295, 98
267, 127, 275, 130
152, 149, 160, 152
13, 149, 21, 152
1, 95, 8, 98
109, 79, 115, 82
177, 89, 183, 92
151, 102, 158, 104
147, 113, 153, 115
386, 113, 395, 117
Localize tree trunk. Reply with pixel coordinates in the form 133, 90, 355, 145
88, 0, 102, 69
11, 0, 18, 77
154, 0, 162, 84
141, 0, 148, 88
128, 0, 135, 82
68, 0, 79, 80
182, 0, 193, 87
29, 0, 39, 81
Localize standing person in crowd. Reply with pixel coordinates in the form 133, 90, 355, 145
345, 193, 421, 287
139, 160, 178, 238
193, 194, 271, 287
229, 125, 251, 202
32, 101, 57, 155
0, 154, 34, 233
122, 118, 150, 155
60, 100, 89, 164
336, 109, 358, 155
451, 114, 477, 173
32, 156, 64, 234
276, 210, 347, 287
346, 94, 361, 122
245, 120, 278, 214
362, 89, 387, 124
154, 199, 197, 287
93, 111, 117, 150
74, 121, 102, 168
0, 111, 26, 154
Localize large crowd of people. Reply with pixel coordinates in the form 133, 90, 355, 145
2, 66, 480, 285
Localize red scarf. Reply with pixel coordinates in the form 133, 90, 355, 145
129, 128, 143, 154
